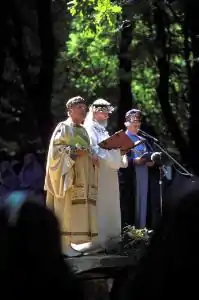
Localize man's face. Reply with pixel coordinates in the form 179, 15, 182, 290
69, 103, 87, 123
94, 111, 109, 122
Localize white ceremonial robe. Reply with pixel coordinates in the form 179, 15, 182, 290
85, 120, 128, 247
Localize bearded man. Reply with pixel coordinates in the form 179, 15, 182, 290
83, 99, 127, 251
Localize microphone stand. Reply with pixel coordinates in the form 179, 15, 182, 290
139, 129, 193, 215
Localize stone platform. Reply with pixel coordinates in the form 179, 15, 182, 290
66, 254, 137, 278
66, 254, 137, 300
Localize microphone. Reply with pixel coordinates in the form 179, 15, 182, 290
138, 129, 158, 142
151, 152, 169, 166
151, 152, 162, 163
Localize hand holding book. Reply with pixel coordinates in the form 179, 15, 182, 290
98, 130, 144, 152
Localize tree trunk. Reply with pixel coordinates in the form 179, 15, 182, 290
9, 0, 55, 150
155, 4, 189, 162
186, 2, 199, 175
117, 18, 134, 130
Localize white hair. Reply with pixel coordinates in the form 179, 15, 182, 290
84, 106, 94, 126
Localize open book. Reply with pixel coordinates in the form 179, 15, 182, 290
98, 129, 144, 151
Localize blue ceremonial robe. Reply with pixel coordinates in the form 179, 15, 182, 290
126, 131, 149, 228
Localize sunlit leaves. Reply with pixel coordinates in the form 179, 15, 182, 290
53, 0, 189, 139
132, 63, 162, 130
66, 19, 119, 95
67, 0, 121, 33
65, 0, 121, 95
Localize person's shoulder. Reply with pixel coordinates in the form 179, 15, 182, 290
61, 120, 75, 130
52, 121, 71, 136
62, 119, 72, 127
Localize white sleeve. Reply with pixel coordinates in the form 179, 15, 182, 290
86, 125, 123, 170
120, 155, 128, 168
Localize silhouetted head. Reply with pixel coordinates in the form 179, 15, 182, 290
0, 191, 80, 297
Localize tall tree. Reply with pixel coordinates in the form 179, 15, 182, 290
186, 2, 199, 174
117, 18, 134, 130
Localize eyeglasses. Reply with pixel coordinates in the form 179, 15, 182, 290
132, 119, 141, 123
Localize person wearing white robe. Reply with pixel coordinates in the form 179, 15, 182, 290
84, 99, 128, 250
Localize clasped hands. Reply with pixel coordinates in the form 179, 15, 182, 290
70, 148, 88, 160
75, 149, 88, 157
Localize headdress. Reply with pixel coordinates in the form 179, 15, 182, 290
84, 99, 115, 126
66, 96, 86, 109
91, 99, 115, 114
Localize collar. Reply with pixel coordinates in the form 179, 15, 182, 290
126, 130, 137, 136
64, 118, 82, 127
93, 120, 107, 134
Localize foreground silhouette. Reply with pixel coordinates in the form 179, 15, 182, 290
111, 189, 199, 300
0, 192, 83, 298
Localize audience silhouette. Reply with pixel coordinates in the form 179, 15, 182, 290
0, 191, 84, 298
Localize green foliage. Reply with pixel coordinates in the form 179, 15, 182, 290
132, 65, 160, 110
52, 0, 189, 142
68, 0, 122, 30
65, 0, 122, 96
64, 0, 166, 132
122, 225, 152, 242
66, 18, 119, 96
122, 225, 153, 258
130, 19, 163, 130
52, 0, 122, 118
169, 22, 190, 138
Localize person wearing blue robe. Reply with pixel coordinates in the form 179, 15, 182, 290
122, 109, 154, 229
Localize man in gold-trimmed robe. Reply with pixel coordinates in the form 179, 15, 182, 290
44, 96, 98, 256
